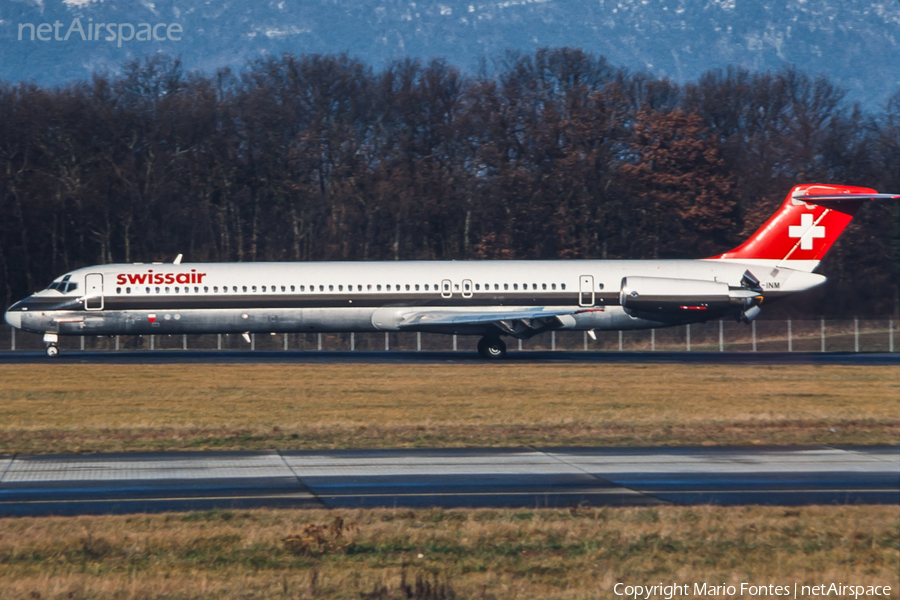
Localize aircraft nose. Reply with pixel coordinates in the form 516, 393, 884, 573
4, 308, 22, 329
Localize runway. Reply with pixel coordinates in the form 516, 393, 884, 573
1, 350, 898, 365
0, 446, 896, 516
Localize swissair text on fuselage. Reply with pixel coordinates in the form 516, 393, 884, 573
116, 271, 207, 286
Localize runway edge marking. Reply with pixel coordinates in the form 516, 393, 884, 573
276, 449, 328, 508
535, 448, 670, 505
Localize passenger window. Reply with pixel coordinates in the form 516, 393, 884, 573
561, 283, 566, 290
454, 284, 459, 291
156, 287, 161, 293
262, 286, 266, 292
504, 284, 508, 290
175, 287, 180, 293
146, 287, 151, 294
542, 283, 547, 290
513, 284, 518, 290
405, 284, 410, 291
532, 284, 537, 290
477, 284, 482, 290
494, 284, 499, 290
281, 286, 285, 292
338, 285, 343, 291
377, 285, 382, 291
552, 283, 556, 290
319, 285, 324, 291
367, 284, 372, 291
126, 287, 131, 294
243, 286, 247, 292
424, 284, 429, 291
213, 286, 218, 292
464, 282, 470, 291
598, 283, 604, 290
204, 286, 208, 292
387, 284, 391, 291
165, 287, 170, 293
358, 285, 362, 291
116, 287, 121, 294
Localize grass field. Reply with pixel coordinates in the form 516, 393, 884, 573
0, 363, 896, 453
0, 506, 897, 599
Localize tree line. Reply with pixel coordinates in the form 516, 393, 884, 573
0, 49, 898, 317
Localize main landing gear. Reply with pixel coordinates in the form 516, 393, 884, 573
477, 336, 507, 359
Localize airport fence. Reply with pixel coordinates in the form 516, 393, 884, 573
1, 318, 896, 353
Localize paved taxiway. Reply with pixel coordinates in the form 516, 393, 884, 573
0, 447, 896, 516
1, 350, 898, 365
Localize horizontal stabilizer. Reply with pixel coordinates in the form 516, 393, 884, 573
795, 193, 900, 203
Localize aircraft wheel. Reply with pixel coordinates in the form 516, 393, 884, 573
45, 344, 59, 358
477, 337, 507, 359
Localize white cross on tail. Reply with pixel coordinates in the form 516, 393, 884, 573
788, 213, 826, 250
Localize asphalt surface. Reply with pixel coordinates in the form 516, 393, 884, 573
1, 350, 898, 364
0, 447, 896, 516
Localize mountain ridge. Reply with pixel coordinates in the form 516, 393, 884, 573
2, 0, 898, 107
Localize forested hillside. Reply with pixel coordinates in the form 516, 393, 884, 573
1, 49, 898, 317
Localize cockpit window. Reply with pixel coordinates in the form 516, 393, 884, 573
47, 274, 77, 293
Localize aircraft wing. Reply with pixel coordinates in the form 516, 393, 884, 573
394, 306, 600, 337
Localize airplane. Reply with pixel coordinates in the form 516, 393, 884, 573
4, 184, 898, 358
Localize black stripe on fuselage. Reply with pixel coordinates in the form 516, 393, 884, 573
15, 293, 621, 312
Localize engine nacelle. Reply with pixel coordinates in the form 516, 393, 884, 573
620, 276, 758, 315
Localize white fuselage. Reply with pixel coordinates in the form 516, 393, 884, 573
4, 259, 826, 340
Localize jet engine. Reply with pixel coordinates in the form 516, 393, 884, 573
620, 273, 763, 322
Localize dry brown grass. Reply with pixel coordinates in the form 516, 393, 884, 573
0, 363, 897, 453
0, 506, 897, 599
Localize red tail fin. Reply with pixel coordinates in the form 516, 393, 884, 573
710, 184, 894, 269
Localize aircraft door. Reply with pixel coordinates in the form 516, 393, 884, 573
462, 279, 473, 299
579, 275, 594, 307
441, 279, 452, 298
85, 273, 104, 310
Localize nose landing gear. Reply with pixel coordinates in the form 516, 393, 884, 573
42, 333, 60, 358
477, 336, 507, 359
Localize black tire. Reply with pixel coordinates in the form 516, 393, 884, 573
477, 337, 507, 359
45, 345, 59, 358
